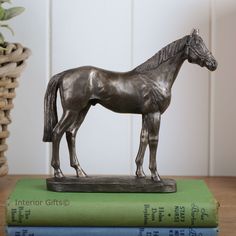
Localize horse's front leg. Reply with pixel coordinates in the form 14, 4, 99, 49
146, 112, 162, 182
135, 114, 148, 178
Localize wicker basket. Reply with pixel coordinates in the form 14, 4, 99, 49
0, 43, 31, 177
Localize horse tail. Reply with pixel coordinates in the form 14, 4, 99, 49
43, 73, 62, 142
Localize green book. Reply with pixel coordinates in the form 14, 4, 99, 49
6, 179, 219, 227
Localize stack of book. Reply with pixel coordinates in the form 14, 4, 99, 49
5, 178, 219, 236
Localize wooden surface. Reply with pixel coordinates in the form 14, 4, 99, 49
0, 176, 236, 236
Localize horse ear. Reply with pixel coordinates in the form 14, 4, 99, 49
191, 28, 199, 36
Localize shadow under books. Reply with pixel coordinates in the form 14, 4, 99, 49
43, 29, 217, 193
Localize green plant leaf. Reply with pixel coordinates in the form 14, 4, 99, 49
2, 6, 24, 20
0, 23, 14, 35
0, 7, 5, 20
0, 2, 24, 45
0, 0, 11, 5
0, 32, 5, 45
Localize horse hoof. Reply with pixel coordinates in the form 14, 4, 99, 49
54, 169, 64, 178
136, 169, 146, 178
151, 175, 162, 183
136, 172, 146, 178
76, 168, 87, 177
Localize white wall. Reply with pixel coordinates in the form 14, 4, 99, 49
211, 0, 236, 176
7, 0, 236, 176
8, 0, 49, 174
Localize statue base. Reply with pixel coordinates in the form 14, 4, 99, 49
46, 176, 176, 193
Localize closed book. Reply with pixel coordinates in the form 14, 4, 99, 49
6, 179, 219, 227
6, 226, 219, 236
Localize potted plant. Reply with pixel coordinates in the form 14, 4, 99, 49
0, 0, 31, 176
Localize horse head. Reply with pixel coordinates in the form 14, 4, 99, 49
185, 29, 217, 71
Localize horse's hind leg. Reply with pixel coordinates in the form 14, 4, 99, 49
135, 115, 148, 178
66, 105, 90, 177
51, 110, 77, 178
66, 129, 86, 177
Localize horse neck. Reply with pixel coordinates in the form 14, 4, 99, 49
146, 51, 186, 91
134, 36, 188, 73
133, 35, 188, 90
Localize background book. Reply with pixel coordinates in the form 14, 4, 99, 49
6, 226, 219, 236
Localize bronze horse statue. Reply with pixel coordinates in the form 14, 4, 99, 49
43, 29, 217, 181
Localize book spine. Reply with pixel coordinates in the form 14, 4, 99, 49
6, 199, 218, 227
6, 227, 219, 236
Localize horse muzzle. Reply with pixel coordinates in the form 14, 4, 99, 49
205, 56, 218, 71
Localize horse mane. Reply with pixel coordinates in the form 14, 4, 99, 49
134, 35, 189, 73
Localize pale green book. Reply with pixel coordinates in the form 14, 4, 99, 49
6, 179, 219, 227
